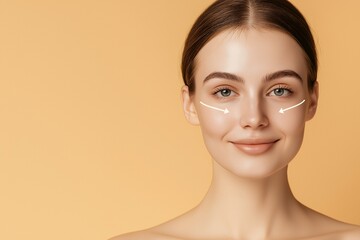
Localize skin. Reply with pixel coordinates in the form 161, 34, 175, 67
111, 29, 360, 240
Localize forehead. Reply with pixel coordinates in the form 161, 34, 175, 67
194, 28, 308, 84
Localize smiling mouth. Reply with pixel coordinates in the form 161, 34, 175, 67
230, 139, 280, 155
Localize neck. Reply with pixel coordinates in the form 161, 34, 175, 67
192, 161, 302, 239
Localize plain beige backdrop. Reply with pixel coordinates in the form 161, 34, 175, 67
0, 1, 359, 240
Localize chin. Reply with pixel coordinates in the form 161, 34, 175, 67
211, 149, 298, 180
228, 161, 290, 179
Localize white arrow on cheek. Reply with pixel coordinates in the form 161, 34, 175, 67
279, 99, 305, 114
200, 101, 229, 114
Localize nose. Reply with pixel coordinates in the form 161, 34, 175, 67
239, 97, 269, 129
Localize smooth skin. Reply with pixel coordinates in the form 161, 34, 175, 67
111, 29, 360, 240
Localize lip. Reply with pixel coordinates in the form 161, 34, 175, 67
230, 139, 279, 155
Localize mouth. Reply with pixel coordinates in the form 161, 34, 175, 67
230, 139, 280, 155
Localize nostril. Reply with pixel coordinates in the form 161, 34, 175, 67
240, 114, 269, 129
238, 100, 269, 129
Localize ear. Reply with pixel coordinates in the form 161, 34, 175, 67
181, 85, 199, 125
306, 81, 319, 121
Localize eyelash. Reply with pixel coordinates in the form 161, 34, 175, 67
268, 85, 294, 97
211, 85, 294, 98
212, 86, 236, 98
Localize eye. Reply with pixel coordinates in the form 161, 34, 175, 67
268, 86, 293, 97
214, 88, 235, 98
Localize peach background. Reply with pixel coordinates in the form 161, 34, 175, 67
0, 1, 359, 240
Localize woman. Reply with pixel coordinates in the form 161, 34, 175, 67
112, 0, 360, 239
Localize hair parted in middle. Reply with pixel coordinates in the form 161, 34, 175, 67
181, 0, 317, 94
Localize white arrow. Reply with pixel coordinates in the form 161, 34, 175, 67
200, 101, 229, 114
279, 99, 305, 114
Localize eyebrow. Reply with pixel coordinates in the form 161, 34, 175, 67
203, 70, 302, 84
203, 72, 244, 83
264, 70, 303, 82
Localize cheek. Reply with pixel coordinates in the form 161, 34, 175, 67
271, 103, 306, 151
266, 98, 307, 132
197, 106, 232, 140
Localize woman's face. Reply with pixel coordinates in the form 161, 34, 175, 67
182, 28, 318, 178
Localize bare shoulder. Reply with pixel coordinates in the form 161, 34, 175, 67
301, 206, 360, 240
315, 225, 360, 240
110, 223, 360, 240
108, 215, 190, 240
109, 208, 197, 240
311, 218, 360, 240
109, 230, 157, 240
109, 228, 181, 240
338, 225, 360, 239
109, 230, 147, 240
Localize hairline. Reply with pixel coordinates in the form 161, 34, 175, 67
190, 25, 314, 95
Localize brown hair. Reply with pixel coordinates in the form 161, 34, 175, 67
181, 0, 317, 94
